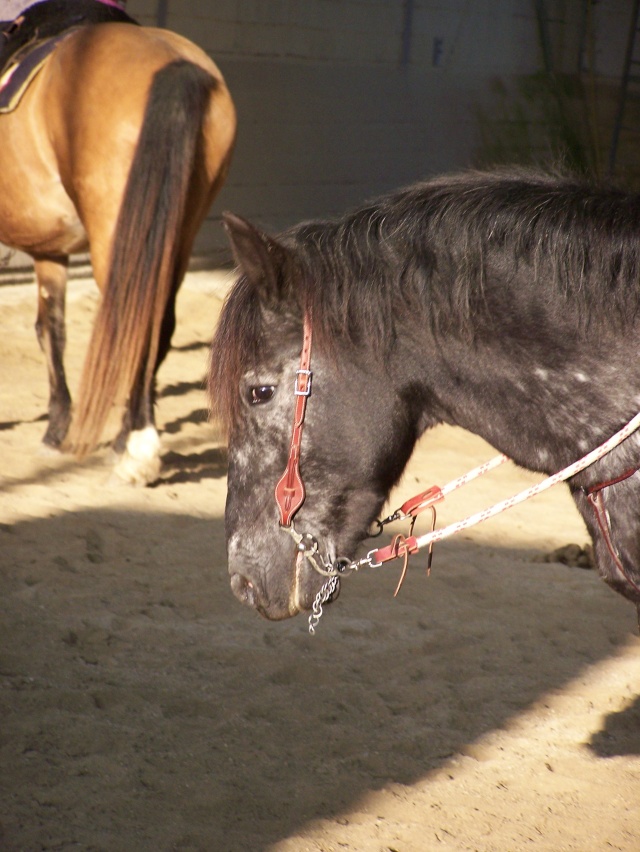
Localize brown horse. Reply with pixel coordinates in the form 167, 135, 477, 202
0, 20, 235, 483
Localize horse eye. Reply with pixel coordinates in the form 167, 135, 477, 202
248, 385, 276, 405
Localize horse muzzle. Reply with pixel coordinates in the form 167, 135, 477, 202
228, 546, 341, 620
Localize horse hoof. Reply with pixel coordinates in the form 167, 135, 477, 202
111, 454, 161, 486
38, 442, 63, 458
110, 427, 161, 486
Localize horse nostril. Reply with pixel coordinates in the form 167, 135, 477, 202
230, 572, 258, 609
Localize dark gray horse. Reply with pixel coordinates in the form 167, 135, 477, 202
210, 169, 640, 625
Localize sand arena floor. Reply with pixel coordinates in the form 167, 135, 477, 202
0, 270, 639, 851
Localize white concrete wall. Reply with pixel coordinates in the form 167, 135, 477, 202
126, 0, 635, 259
1, 1, 634, 270
125, 0, 557, 257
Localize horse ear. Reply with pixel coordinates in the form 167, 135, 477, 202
222, 212, 288, 301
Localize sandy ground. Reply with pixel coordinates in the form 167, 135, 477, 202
0, 270, 639, 852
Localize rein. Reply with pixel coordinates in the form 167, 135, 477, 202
276, 314, 640, 633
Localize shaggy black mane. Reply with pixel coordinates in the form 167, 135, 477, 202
210, 168, 640, 427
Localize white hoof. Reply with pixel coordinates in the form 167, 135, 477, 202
38, 443, 63, 458
111, 427, 161, 486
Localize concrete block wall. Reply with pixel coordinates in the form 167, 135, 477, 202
125, 0, 567, 259
0, 1, 634, 272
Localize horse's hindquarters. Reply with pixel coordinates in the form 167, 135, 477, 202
0, 21, 235, 480
0, 69, 86, 256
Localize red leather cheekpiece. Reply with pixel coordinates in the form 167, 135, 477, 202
275, 315, 313, 527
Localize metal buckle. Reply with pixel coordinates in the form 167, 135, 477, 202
294, 369, 312, 396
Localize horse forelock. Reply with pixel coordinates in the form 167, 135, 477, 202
209, 273, 262, 430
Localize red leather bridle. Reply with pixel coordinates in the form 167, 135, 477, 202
273, 314, 340, 579
273, 313, 439, 579
273, 313, 440, 584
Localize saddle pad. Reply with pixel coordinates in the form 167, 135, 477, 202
0, 0, 137, 77
0, 0, 137, 113
0, 30, 69, 112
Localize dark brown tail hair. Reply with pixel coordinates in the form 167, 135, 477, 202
66, 60, 216, 455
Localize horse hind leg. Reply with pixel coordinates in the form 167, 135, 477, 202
110, 378, 161, 486
34, 256, 72, 451
110, 286, 179, 485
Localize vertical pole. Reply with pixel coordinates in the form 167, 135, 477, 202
608, 0, 640, 177
157, 0, 168, 28
401, 0, 414, 66
533, 0, 554, 74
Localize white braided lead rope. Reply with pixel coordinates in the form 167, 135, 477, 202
413, 411, 640, 552
439, 453, 509, 498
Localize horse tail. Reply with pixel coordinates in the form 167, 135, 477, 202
67, 59, 217, 456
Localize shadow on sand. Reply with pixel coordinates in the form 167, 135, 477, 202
0, 503, 637, 850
